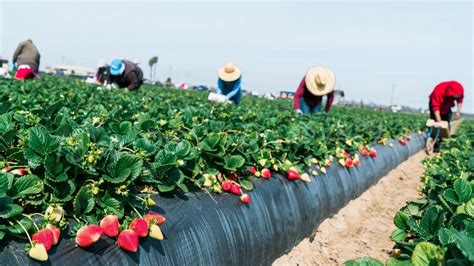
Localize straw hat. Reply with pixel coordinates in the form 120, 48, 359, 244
218, 62, 241, 82
304, 67, 336, 96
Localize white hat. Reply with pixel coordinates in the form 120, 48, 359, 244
304, 67, 336, 96
218, 62, 241, 82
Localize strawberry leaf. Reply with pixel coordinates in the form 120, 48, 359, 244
73, 186, 95, 215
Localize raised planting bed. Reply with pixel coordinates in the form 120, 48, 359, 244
0, 133, 424, 265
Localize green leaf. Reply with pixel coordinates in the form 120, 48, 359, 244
106, 154, 143, 183
224, 155, 245, 171
0, 173, 13, 196
0, 196, 23, 219
394, 211, 410, 230
134, 138, 156, 155
465, 198, 474, 217
411, 242, 444, 266
153, 150, 177, 173
176, 140, 191, 157
6, 215, 33, 235
24, 148, 43, 169
345, 257, 384, 266
10, 175, 42, 199
240, 179, 254, 191
391, 228, 408, 242
177, 183, 189, 193
443, 188, 459, 205
51, 180, 76, 202
158, 184, 176, 192
453, 178, 472, 203
386, 258, 412, 266
44, 154, 66, 177
101, 194, 123, 219
73, 186, 95, 215
28, 127, 60, 155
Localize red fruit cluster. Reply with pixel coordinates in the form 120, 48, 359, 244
221, 180, 232, 191
406, 135, 412, 141
230, 184, 241, 195
361, 149, 369, 157
399, 139, 407, 145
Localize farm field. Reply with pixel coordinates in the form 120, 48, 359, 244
1, 76, 466, 264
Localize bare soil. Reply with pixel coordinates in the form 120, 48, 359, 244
273, 151, 427, 266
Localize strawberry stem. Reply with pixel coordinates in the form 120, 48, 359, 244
14, 219, 33, 245
22, 214, 40, 232
128, 203, 143, 218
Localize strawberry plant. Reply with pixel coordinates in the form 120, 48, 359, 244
0, 76, 426, 261
348, 120, 474, 265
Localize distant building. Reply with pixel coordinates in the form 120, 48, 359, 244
45, 65, 95, 77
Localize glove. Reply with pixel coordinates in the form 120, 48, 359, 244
296, 109, 303, 114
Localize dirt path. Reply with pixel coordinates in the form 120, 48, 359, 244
273, 150, 427, 266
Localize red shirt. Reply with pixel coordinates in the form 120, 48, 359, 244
293, 77, 334, 112
429, 81, 464, 115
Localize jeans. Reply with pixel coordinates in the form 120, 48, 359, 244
300, 98, 322, 114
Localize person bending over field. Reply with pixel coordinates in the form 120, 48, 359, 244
429, 81, 464, 125
293, 67, 335, 114
217, 62, 242, 105
12, 39, 41, 80
107, 59, 144, 91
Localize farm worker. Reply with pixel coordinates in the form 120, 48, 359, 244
12, 39, 41, 80
294, 67, 335, 114
429, 81, 464, 124
217, 62, 242, 104
107, 59, 144, 91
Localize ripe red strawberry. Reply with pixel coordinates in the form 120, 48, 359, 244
221, 181, 232, 191
100, 215, 119, 237
129, 218, 148, 238
345, 159, 354, 168
228, 172, 238, 181
287, 169, 300, 180
75, 225, 103, 248
361, 149, 369, 157
117, 229, 139, 252
240, 194, 251, 204
343, 151, 351, 158
261, 168, 271, 179
32, 229, 54, 251
144, 213, 166, 226
325, 159, 332, 167
249, 166, 256, 175
369, 149, 377, 158
11, 168, 28, 176
399, 139, 407, 145
354, 160, 361, 167
406, 136, 412, 141
46, 224, 61, 245
230, 184, 241, 195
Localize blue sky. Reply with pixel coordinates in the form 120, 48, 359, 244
1, 1, 472, 113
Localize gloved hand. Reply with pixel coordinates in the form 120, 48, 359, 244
296, 109, 303, 114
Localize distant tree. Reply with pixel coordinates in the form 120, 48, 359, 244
148, 56, 158, 80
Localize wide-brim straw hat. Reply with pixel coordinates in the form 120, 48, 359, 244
304, 67, 336, 96
218, 62, 241, 82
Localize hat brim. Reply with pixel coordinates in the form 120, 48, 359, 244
305, 67, 335, 96
218, 67, 241, 82
110, 64, 125, 76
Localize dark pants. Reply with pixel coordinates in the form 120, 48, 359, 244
428, 102, 451, 151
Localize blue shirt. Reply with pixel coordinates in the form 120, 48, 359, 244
217, 77, 242, 101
